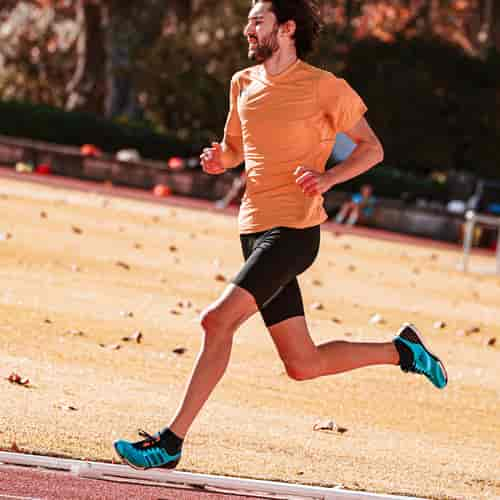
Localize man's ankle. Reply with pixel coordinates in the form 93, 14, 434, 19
159, 427, 184, 454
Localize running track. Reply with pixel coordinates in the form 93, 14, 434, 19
0, 166, 485, 499
0, 464, 257, 500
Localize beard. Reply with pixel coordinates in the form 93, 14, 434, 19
248, 26, 279, 62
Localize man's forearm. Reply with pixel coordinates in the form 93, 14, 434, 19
324, 141, 383, 189
221, 135, 244, 169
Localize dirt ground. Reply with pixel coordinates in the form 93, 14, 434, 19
0, 177, 499, 500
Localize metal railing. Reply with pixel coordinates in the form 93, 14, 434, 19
461, 210, 500, 274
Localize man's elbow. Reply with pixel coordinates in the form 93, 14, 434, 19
372, 139, 384, 165
376, 142, 384, 164
358, 137, 384, 166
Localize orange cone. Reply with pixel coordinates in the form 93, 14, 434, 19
153, 184, 171, 197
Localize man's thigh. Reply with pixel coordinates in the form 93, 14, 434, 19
232, 226, 320, 312
259, 277, 305, 327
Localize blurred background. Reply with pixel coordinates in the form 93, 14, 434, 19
0, 0, 499, 244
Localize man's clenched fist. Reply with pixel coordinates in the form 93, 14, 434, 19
294, 166, 331, 197
200, 142, 226, 175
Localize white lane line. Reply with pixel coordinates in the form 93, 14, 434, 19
0, 495, 43, 500
0, 451, 427, 500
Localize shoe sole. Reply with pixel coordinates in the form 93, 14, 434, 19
398, 322, 448, 386
113, 442, 180, 471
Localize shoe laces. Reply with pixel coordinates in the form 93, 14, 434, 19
136, 428, 160, 448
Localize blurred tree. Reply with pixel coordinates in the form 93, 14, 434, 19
66, 0, 169, 118
0, 0, 498, 179
476, 0, 495, 57
103, 0, 167, 120
65, 0, 105, 113
64, 0, 228, 119
342, 37, 499, 176
136, 0, 249, 147
0, 0, 170, 118
0, 1, 78, 106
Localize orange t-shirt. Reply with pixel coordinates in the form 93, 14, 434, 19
222, 59, 367, 234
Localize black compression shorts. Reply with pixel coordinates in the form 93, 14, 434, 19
232, 225, 320, 327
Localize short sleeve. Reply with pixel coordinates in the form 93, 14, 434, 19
318, 74, 367, 133
223, 74, 242, 137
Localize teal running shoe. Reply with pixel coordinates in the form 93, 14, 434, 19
394, 323, 448, 389
114, 429, 182, 470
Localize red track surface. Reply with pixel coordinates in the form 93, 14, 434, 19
0, 465, 258, 500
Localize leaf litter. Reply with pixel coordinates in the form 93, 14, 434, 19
122, 331, 143, 344
6, 372, 30, 387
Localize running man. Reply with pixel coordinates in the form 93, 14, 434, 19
114, 0, 447, 471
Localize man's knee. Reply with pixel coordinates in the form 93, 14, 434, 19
200, 307, 226, 335
199, 305, 240, 341
199, 285, 257, 340
284, 359, 321, 381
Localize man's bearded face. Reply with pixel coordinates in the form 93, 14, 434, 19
245, 2, 281, 62
248, 24, 279, 62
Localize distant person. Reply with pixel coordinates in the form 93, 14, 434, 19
335, 184, 376, 225
114, 0, 448, 471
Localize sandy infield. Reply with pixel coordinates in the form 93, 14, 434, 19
0, 177, 499, 500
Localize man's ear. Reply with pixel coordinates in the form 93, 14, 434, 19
280, 19, 296, 38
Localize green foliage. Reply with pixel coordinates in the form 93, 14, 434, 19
341, 38, 499, 178
135, 1, 249, 149
0, 99, 190, 159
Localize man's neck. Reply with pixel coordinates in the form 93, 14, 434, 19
263, 47, 298, 76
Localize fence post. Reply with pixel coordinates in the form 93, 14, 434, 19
462, 210, 476, 272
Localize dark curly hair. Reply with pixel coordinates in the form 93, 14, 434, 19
252, 0, 322, 58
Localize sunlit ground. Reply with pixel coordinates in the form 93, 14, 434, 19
1, 178, 499, 499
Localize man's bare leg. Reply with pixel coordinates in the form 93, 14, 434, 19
168, 284, 258, 437
346, 205, 361, 225
269, 316, 398, 380
114, 284, 257, 469
316, 339, 398, 375
335, 202, 354, 223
